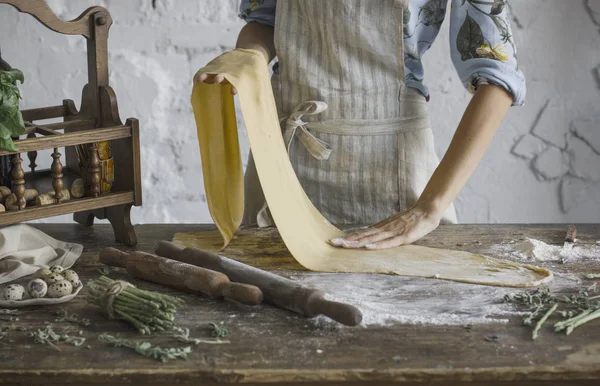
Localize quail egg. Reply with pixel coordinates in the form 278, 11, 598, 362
47, 280, 73, 298
49, 265, 64, 274
2, 284, 25, 301
44, 273, 65, 285
69, 278, 82, 289
34, 268, 53, 278
62, 269, 79, 283
27, 278, 48, 298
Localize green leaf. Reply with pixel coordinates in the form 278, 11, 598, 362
2, 69, 24, 85
418, 0, 446, 31
456, 11, 485, 61
0, 68, 26, 151
0, 132, 19, 153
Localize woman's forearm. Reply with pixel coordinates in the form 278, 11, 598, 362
417, 84, 514, 216
236, 22, 276, 63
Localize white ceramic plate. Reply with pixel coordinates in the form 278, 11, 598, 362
0, 284, 83, 308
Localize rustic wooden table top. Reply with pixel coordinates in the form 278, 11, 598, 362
1, 223, 600, 386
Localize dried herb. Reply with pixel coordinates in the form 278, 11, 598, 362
209, 322, 228, 339
99, 333, 192, 362
532, 303, 557, 340
171, 326, 230, 345
29, 325, 86, 351
505, 285, 600, 340
53, 309, 91, 327
0, 309, 19, 322
97, 265, 119, 276
87, 276, 184, 334
583, 274, 600, 279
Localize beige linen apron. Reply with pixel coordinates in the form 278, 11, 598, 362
243, 0, 458, 226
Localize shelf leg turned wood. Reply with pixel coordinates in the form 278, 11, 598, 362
51, 148, 64, 203
11, 155, 26, 210
106, 204, 137, 246
74, 210, 95, 227
88, 143, 101, 198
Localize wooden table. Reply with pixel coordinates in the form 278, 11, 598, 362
1, 224, 600, 386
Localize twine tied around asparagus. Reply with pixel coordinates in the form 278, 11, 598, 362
88, 276, 185, 334
101, 280, 135, 319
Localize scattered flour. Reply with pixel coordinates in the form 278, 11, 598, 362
491, 238, 600, 262
298, 273, 519, 327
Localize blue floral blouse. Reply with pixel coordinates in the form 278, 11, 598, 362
239, 0, 526, 106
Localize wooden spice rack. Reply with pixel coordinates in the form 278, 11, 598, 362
0, 0, 142, 245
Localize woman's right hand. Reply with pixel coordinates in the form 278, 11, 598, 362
195, 73, 238, 95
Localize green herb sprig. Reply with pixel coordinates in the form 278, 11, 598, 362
99, 333, 191, 362
53, 309, 92, 327
29, 325, 86, 351
505, 285, 600, 340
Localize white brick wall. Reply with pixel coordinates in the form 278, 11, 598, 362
1, 0, 599, 224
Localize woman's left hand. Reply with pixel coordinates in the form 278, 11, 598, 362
329, 204, 442, 250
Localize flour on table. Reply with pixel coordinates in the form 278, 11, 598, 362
491, 238, 600, 262
293, 269, 580, 328
298, 274, 516, 327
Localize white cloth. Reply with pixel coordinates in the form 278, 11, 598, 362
0, 224, 83, 285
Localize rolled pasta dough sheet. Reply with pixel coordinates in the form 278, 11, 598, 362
191, 49, 553, 288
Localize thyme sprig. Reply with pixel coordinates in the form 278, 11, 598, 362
99, 333, 192, 362
171, 326, 230, 345
53, 309, 91, 327
29, 325, 86, 351
209, 322, 228, 339
505, 285, 600, 340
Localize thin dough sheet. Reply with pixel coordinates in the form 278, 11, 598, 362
191, 49, 553, 288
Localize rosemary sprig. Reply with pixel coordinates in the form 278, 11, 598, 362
99, 333, 192, 362
87, 276, 184, 334
171, 326, 230, 345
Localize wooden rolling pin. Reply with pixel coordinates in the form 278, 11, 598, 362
99, 248, 264, 306
154, 241, 363, 326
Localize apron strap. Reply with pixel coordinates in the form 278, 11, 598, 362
282, 101, 332, 161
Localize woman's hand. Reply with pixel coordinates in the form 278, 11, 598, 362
329, 204, 442, 250
195, 73, 238, 95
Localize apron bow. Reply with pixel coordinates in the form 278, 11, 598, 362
282, 101, 332, 161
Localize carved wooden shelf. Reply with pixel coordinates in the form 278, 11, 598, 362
0, 0, 142, 246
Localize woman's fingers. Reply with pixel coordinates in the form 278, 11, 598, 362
365, 236, 407, 250
196, 73, 230, 84
342, 231, 396, 249
196, 73, 237, 95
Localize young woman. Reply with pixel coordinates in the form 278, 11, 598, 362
196, 0, 524, 250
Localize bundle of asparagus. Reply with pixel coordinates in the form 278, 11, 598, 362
87, 276, 184, 334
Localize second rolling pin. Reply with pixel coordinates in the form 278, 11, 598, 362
99, 248, 264, 306
154, 241, 363, 326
